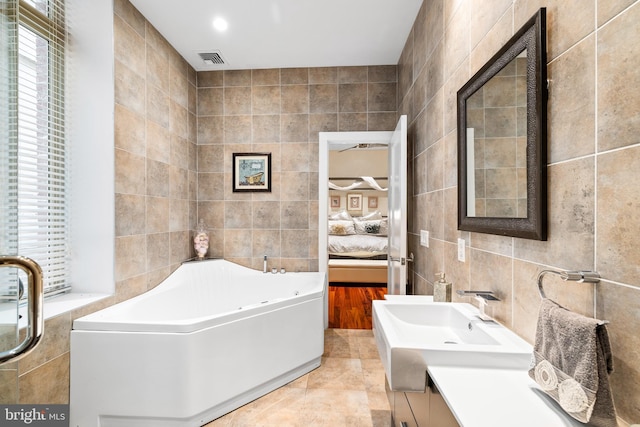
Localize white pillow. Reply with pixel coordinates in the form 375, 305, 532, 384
354, 218, 388, 235
357, 210, 383, 220
328, 210, 352, 221
328, 220, 356, 235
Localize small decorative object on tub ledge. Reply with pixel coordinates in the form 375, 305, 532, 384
193, 219, 209, 260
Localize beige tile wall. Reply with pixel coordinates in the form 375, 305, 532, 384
111, 0, 197, 300
111, 1, 197, 303
403, 0, 640, 423
113, 0, 197, 293
196, 66, 398, 272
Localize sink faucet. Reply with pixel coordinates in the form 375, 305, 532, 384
456, 290, 500, 321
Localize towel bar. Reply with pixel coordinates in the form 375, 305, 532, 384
536, 269, 608, 325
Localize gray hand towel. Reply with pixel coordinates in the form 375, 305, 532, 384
528, 298, 617, 427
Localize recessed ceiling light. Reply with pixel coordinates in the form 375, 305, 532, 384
212, 17, 228, 32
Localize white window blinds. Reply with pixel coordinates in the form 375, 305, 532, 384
2, 0, 69, 297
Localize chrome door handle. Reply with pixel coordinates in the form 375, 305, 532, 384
390, 253, 414, 265
0, 256, 44, 364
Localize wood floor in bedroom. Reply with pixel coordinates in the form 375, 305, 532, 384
328, 284, 387, 329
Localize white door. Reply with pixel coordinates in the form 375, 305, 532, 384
387, 115, 408, 295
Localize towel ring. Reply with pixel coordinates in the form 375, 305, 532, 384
537, 269, 609, 325
536, 269, 601, 299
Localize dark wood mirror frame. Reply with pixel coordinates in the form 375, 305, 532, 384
457, 8, 547, 240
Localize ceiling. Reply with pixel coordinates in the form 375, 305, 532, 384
128, 0, 422, 71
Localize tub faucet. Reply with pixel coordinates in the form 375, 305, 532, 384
457, 290, 500, 321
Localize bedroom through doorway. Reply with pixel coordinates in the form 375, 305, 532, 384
323, 136, 390, 329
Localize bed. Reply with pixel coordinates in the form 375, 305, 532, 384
327, 213, 388, 284
328, 234, 387, 258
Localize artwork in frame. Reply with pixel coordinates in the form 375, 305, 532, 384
368, 196, 378, 209
330, 196, 340, 208
347, 193, 362, 211
232, 153, 272, 192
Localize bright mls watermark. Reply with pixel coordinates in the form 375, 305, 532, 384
1, 405, 68, 426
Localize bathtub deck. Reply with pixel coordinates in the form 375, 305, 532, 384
204, 328, 390, 427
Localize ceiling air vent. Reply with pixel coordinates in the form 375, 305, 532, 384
198, 51, 225, 65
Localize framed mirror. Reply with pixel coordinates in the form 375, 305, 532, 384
457, 8, 547, 240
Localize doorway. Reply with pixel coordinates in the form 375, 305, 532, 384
319, 130, 393, 329
319, 117, 407, 286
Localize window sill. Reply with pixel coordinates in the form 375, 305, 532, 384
13, 292, 112, 329
43, 292, 112, 321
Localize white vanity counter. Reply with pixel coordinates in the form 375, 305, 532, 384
428, 365, 585, 427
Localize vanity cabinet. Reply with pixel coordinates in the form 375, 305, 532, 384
393, 391, 418, 427
386, 375, 459, 427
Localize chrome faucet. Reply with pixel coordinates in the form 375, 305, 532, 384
456, 290, 500, 321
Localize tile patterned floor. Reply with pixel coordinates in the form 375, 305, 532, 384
204, 328, 391, 427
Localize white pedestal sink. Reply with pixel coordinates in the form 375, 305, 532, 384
373, 300, 532, 391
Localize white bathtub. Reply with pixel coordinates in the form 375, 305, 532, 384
70, 259, 327, 427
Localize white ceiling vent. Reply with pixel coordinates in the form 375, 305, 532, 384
197, 51, 225, 65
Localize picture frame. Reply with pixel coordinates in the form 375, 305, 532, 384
347, 193, 362, 211
330, 196, 340, 208
368, 196, 378, 209
232, 152, 271, 192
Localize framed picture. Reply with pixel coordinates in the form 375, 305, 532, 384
232, 153, 271, 192
368, 196, 378, 209
347, 193, 362, 211
330, 196, 340, 208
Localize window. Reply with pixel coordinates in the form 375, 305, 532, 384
1, 0, 68, 297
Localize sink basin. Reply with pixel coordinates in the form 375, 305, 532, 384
380, 303, 499, 345
373, 301, 532, 391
